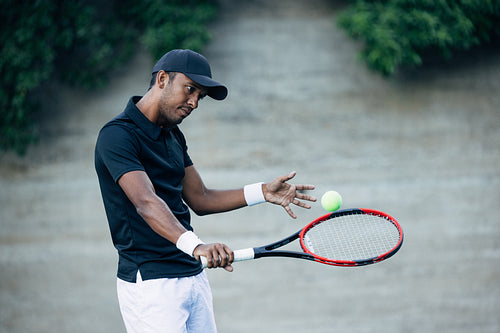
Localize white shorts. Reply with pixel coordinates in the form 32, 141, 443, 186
116, 270, 217, 333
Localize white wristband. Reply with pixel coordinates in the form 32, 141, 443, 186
176, 231, 205, 257
244, 182, 266, 206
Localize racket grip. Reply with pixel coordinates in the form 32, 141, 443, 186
200, 248, 255, 269
234, 248, 255, 262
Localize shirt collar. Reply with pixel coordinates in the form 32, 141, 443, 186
125, 96, 165, 140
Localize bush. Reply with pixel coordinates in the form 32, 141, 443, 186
0, 0, 217, 154
337, 0, 500, 76
118, 0, 217, 59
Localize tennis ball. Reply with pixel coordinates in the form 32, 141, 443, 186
321, 191, 342, 212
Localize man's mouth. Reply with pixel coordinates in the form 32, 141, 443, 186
180, 107, 192, 117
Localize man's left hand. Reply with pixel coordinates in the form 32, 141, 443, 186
263, 171, 316, 219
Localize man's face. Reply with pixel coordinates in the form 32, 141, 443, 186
157, 72, 207, 127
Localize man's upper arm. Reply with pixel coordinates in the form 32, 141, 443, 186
118, 170, 157, 208
182, 165, 206, 206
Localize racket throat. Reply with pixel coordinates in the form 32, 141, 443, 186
253, 247, 315, 261
264, 230, 301, 251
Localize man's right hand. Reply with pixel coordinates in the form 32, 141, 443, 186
194, 243, 234, 272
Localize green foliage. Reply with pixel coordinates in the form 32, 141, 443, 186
118, 0, 217, 60
0, 0, 217, 154
1, 0, 59, 153
337, 0, 500, 76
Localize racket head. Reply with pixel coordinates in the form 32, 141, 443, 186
299, 208, 403, 267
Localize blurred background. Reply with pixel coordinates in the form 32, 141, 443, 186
1, 0, 499, 332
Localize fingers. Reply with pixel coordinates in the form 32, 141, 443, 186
275, 171, 296, 185
295, 190, 317, 203
265, 171, 316, 218
223, 263, 234, 272
287, 188, 317, 209
292, 198, 311, 209
195, 243, 234, 271
284, 205, 297, 219
283, 199, 310, 219
282, 191, 317, 218
285, 170, 297, 181
278, 172, 315, 199
284, 194, 315, 213
296, 184, 316, 191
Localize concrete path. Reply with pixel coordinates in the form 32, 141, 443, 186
1, 0, 499, 332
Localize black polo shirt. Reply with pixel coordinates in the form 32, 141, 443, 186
95, 96, 202, 282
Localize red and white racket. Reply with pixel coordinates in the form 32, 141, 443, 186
201, 208, 403, 268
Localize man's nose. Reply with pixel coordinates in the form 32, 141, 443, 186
187, 95, 198, 109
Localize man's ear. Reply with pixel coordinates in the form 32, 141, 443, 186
156, 70, 169, 88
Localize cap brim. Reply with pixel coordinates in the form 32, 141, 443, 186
186, 73, 228, 100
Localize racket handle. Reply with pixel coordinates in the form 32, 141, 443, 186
234, 248, 255, 262
200, 248, 255, 269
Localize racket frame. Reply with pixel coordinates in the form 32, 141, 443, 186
299, 208, 404, 267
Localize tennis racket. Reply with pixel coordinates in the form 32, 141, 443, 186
201, 208, 403, 268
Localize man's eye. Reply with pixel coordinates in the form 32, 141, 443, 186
186, 86, 195, 93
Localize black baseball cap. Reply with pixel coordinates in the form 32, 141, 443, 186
152, 49, 228, 100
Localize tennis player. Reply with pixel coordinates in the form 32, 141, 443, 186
95, 49, 316, 333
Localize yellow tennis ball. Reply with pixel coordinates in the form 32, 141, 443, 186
321, 191, 342, 212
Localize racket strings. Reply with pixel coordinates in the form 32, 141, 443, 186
303, 213, 401, 261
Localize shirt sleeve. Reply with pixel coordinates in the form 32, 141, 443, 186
96, 124, 145, 183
